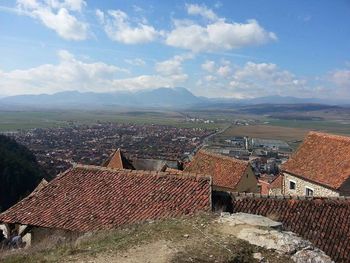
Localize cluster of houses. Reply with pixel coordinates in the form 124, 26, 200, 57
1, 131, 350, 262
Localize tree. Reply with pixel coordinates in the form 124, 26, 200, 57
0, 135, 48, 212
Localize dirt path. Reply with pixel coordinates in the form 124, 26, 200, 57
72, 240, 175, 263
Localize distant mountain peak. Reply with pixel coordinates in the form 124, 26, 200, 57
0, 88, 348, 110
0, 87, 202, 109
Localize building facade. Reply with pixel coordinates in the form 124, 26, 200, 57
282, 173, 340, 197
282, 132, 350, 197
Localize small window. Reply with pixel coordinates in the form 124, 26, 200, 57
289, 180, 296, 190
306, 187, 314, 197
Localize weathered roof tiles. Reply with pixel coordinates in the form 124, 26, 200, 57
184, 150, 250, 190
0, 165, 211, 232
231, 193, 350, 263
282, 131, 350, 190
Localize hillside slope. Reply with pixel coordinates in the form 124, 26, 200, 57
1, 213, 329, 263
0, 135, 47, 211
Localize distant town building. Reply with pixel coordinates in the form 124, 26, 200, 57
102, 148, 134, 169
251, 138, 292, 153
184, 150, 259, 192
258, 174, 283, 195
103, 148, 179, 171
282, 132, 350, 197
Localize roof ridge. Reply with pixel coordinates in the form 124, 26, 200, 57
229, 192, 350, 201
74, 164, 211, 181
308, 131, 350, 142
282, 131, 350, 189
198, 149, 249, 165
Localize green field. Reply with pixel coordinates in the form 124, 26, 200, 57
266, 118, 350, 136
0, 110, 224, 132
2, 109, 350, 138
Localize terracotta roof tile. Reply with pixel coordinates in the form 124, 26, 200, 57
282, 132, 350, 190
184, 150, 249, 190
231, 193, 350, 262
165, 167, 185, 174
0, 165, 211, 232
258, 179, 270, 195
269, 174, 283, 189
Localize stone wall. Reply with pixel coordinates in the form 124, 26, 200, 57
230, 192, 350, 262
269, 187, 282, 196
283, 173, 339, 197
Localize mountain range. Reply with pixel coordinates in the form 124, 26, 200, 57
0, 87, 348, 109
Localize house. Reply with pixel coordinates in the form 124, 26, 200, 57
102, 148, 134, 169
103, 148, 179, 171
230, 192, 350, 262
268, 174, 283, 195
184, 150, 259, 192
258, 174, 283, 195
282, 131, 350, 197
0, 165, 211, 245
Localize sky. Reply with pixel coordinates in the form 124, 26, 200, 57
0, 0, 349, 99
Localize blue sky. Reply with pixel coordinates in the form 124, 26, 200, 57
0, 0, 349, 98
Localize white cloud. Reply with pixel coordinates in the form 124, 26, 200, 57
217, 65, 231, 77
186, 3, 218, 21
329, 69, 350, 88
110, 75, 182, 90
155, 54, 191, 75
201, 59, 231, 77
95, 8, 104, 23
155, 54, 193, 83
228, 62, 306, 98
166, 19, 277, 52
97, 9, 161, 44
0, 50, 127, 96
16, 0, 89, 40
205, 75, 216, 82
0, 50, 186, 96
64, 0, 86, 11
196, 61, 313, 98
43, 0, 86, 12
201, 60, 216, 72
124, 58, 146, 66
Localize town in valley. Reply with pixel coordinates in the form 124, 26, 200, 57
0, 0, 349, 262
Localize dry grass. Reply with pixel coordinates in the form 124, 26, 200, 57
0, 213, 293, 263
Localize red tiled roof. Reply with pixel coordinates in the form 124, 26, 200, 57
282, 132, 350, 190
165, 167, 184, 174
269, 174, 283, 189
231, 193, 350, 262
0, 165, 211, 232
184, 150, 250, 190
258, 179, 270, 195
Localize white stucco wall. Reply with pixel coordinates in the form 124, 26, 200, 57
19, 225, 31, 247
283, 173, 339, 197
0, 224, 9, 238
